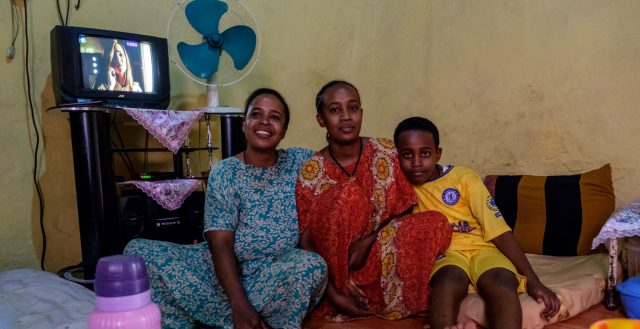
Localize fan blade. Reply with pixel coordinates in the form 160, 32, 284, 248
222, 25, 257, 70
178, 41, 220, 79
185, 0, 228, 36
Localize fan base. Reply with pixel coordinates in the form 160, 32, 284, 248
197, 106, 244, 114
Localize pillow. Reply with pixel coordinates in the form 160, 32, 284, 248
484, 164, 615, 256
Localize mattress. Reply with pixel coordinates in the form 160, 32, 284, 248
0, 269, 94, 329
304, 253, 609, 329
458, 253, 608, 329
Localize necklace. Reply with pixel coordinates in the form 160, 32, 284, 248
328, 137, 363, 177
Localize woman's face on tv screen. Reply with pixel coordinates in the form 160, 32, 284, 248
112, 43, 127, 73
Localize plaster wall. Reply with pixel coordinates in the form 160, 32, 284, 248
0, 0, 638, 272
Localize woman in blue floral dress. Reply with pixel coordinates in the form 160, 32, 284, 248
124, 88, 327, 329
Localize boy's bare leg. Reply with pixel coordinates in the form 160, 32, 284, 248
428, 266, 470, 329
476, 268, 521, 329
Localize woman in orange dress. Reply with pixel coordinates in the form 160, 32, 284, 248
296, 80, 452, 321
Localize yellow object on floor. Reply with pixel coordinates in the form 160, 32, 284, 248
589, 318, 640, 329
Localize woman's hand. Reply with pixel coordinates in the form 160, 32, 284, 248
526, 278, 561, 320
348, 233, 376, 271
107, 67, 117, 90
207, 231, 268, 328
232, 302, 271, 329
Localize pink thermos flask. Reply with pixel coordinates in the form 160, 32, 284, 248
89, 255, 161, 329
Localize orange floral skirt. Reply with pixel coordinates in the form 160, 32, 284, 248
306, 182, 452, 321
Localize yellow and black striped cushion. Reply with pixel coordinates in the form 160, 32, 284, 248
490, 164, 615, 256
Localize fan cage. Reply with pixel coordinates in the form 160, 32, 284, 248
167, 0, 261, 87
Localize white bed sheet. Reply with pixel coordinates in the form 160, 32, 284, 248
0, 269, 94, 329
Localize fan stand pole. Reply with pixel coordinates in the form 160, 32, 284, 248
206, 78, 220, 108
206, 76, 246, 159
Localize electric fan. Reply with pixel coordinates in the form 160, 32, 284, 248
167, 0, 260, 158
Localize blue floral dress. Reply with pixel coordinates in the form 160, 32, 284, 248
124, 148, 327, 329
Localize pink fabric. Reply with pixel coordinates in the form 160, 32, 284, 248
123, 108, 204, 154
124, 179, 202, 211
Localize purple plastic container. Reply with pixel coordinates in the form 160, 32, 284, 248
89, 255, 161, 329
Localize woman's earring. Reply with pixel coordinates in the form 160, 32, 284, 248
326, 132, 332, 144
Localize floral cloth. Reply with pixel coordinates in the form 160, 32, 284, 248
123, 179, 202, 211
592, 200, 640, 249
123, 108, 204, 154
592, 200, 640, 299
296, 138, 452, 321
125, 148, 328, 329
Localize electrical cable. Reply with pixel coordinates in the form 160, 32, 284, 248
74, 0, 81, 10
56, 261, 82, 277
10, 4, 18, 44
143, 131, 149, 173
112, 111, 137, 176
111, 111, 137, 177
112, 142, 137, 178
55, 0, 71, 26
65, 0, 70, 26
198, 118, 202, 176
56, 0, 64, 25
24, 0, 47, 271
7, 2, 20, 59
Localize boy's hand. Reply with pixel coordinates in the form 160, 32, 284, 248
492, 232, 561, 321
527, 279, 561, 320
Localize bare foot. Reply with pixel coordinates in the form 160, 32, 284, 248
443, 321, 477, 329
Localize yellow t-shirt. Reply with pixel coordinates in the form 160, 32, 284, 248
413, 166, 511, 251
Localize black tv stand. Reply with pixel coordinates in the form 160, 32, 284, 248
58, 106, 244, 282
67, 107, 118, 281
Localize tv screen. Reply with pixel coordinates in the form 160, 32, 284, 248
79, 35, 155, 93
51, 26, 170, 109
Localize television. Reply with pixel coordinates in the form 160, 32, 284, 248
51, 25, 170, 109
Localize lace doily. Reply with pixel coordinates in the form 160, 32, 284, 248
123, 108, 204, 154
592, 200, 640, 249
123, 179, 202, 211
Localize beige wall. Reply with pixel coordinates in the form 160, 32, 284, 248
1, 0, 638, 272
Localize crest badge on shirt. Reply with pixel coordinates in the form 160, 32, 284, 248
486, 195, 499, 211
486, 195, 502, 218
442, 188, 460, 205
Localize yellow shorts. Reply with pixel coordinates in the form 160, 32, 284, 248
431, 248, 527, 293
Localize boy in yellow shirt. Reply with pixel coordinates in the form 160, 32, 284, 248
393, 117, 560, 329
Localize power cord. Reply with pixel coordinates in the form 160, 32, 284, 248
7, 1, 20, 60
111, 111, 138, 178
23, 0, 47, 271
56, 0, 71, 26
144, 131, 149, 173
